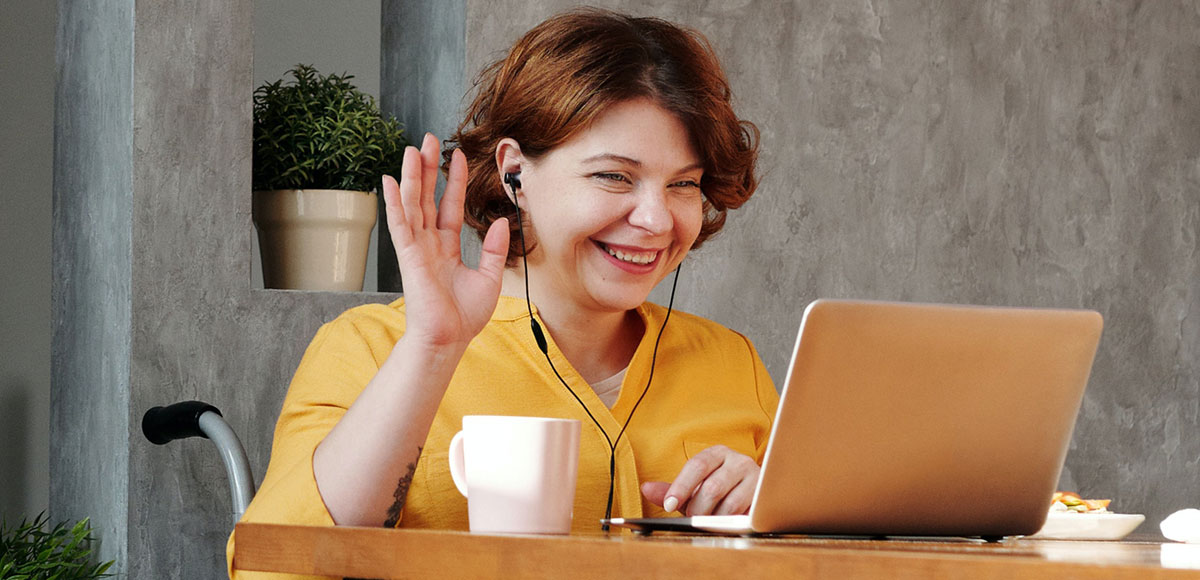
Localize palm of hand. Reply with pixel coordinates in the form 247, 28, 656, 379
384, 134, 510, 349
394, 226, 503, 346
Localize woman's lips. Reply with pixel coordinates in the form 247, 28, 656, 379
595, 240, 662, 273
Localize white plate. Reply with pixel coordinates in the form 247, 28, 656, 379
1029, 512, 1145, 540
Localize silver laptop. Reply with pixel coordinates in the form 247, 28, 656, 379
605, 299, 1103, 538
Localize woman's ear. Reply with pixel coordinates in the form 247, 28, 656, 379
495, 138, 524, 204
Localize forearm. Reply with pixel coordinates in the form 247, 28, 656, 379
312, 134, 507, 527
312, 336, 467, 527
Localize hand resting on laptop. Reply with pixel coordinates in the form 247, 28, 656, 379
641, 444, 760, 516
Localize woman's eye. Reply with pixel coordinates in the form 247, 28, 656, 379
670, 180, 703, 195
594, 172, 629, 183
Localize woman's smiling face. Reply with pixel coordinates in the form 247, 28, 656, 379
510, 98, 705, 316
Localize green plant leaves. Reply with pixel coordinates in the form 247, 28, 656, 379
253, 64, 409, 192
0, 513, 114, 579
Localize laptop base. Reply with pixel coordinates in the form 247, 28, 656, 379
603, 517, 1006, 542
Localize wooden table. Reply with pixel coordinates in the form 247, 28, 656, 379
233, 523, 1200, 579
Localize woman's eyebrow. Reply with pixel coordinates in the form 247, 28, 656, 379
580, 153, 703, 173
581, 153, 641, 166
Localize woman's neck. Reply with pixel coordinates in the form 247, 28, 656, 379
501, 269, 643, 384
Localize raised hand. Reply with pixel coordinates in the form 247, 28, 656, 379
313, 135, 510, 527
383, 133, 510, 349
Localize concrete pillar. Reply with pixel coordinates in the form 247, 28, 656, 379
53, 1, 397, 576
378, 0, 467, 290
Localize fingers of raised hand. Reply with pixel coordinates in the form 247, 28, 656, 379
476, 217, 510, 283
436, 149, 468, 232
391, 145, 426, 231
382, 173, 412, 248
418, 133, 440, 227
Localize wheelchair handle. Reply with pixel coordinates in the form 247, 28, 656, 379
142, 401, 220, 444
142, 401, 256, 523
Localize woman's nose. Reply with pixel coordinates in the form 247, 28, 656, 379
627, 187, 673, 235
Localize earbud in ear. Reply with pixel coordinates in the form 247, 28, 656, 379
503, 172, 522, 191
503, 172, 522, 207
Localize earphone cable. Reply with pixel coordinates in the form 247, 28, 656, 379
613, 260, 680, 450
516, 205, 615, 449
510, 186, 677, 531
603, 263, 680, 524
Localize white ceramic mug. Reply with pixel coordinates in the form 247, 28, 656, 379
447, 415, 581, 534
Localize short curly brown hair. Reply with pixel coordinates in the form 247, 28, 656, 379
446, 8, 760, 264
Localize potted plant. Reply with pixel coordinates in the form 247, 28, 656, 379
0, 512, 114, 579
252, 64, 408, 291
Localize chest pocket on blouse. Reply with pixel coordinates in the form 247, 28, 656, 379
683, 437, 757, 462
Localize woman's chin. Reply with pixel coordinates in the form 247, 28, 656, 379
589, 285, 657, 313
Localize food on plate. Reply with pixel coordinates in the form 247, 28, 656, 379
1033, 492, 1143, 540
1050, 491, 1111, 513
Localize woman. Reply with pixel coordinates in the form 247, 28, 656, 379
229, 8, 776, 575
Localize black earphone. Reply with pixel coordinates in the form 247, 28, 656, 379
503, 170, 681, 530
505, 172, 549, 352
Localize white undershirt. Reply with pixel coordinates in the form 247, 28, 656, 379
590, 367, 627, 408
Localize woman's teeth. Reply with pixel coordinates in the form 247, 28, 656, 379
604, 245, 656, 265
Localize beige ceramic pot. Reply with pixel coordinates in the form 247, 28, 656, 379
252, 189, 377, 291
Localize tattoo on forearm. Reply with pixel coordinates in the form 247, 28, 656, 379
383, 446, 422, 528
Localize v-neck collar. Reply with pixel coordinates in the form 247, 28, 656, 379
492, 296, 662, 426
492, 295, 664, 520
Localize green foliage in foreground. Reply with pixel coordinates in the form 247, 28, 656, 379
253, 64, 409, 192
0, 513, 114, 580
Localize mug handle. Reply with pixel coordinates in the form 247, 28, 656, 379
447, 430, 468, 497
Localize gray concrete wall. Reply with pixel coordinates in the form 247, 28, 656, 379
0, 0, 54, 524
465, 0, 1200, 524
253, 0, 381, 98
48, 1, 1200, 578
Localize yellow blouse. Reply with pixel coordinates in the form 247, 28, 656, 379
228, 296, 778, 579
